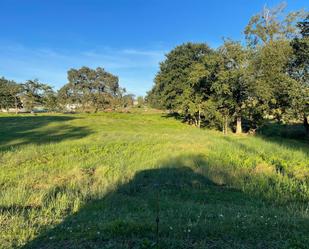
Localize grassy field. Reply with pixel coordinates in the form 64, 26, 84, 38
0, 112, 308, 249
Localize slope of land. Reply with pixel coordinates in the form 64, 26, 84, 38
0, 112, 308, 249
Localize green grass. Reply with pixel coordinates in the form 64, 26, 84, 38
0, 112, 308, 249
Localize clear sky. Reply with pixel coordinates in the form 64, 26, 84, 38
0, 0, 307, 96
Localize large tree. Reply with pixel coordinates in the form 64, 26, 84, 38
252, 40, 301, 122
22, 79, 52, 111
244, 4, 307, 124
43, 88, 58, 112
244, 3, 304, 47
59, 67, 122, 112
188, 41, 252, 133
147, 42, 212, 113
213, 41, 250, 134
147, 3, 308, 136
290, 15, 309, 137
0, 77, 22, 113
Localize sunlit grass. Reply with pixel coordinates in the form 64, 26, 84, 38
0, 112, 308, 248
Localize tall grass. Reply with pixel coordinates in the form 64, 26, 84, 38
0, 112, 308, 248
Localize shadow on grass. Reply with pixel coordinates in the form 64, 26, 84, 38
256, 121, 309, 154
257, 122, 307, 140
20, 155, 309, 249
161, 112, 185, 122
0, 115, 92, 151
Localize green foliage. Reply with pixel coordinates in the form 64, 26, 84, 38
58, 67, 123, 112
244, 3, 305, 46
289, 15, 309, 138
21, 79, 53, 111
200, 98, 223, 129
252, 40, 302, 122
213, 40, 250, 132
136, 96, 144, 108
42, 88, 58, 112
147, 43, 212, 110
147, 5, 309, 135
121, 93, 135, 108
0, 72, 134, 114
0, 77, 22, 111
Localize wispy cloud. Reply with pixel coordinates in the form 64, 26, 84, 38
0, 43, 167, 95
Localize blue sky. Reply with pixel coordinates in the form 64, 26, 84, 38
0, 0, 307, 96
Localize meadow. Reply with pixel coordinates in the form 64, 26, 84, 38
0, 112, 308, 249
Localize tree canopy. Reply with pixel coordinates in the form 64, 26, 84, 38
58, 67, 122, 112
147, 5, 309, 137
0, 3, 308, 138
0, 67, 131, 113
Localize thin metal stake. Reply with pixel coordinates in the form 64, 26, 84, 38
155, 183, 160, 248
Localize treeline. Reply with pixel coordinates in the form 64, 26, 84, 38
147, 4, 309, 137
0, 67, 138, 113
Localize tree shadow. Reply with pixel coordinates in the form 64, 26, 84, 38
257, 122, 307, 140
220, 136, 309, 184
161, 112, 185, 121
0, 115, 92, 151
256, 121, 309, 154
20, 155, 309, 249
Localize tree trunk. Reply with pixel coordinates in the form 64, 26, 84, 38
222, 115, 228, 135
14, 97, 18, 114
236, 116, 242, 134
222, 117, 224, 134
197, 108, 201, 128
304, 115, 309, 139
